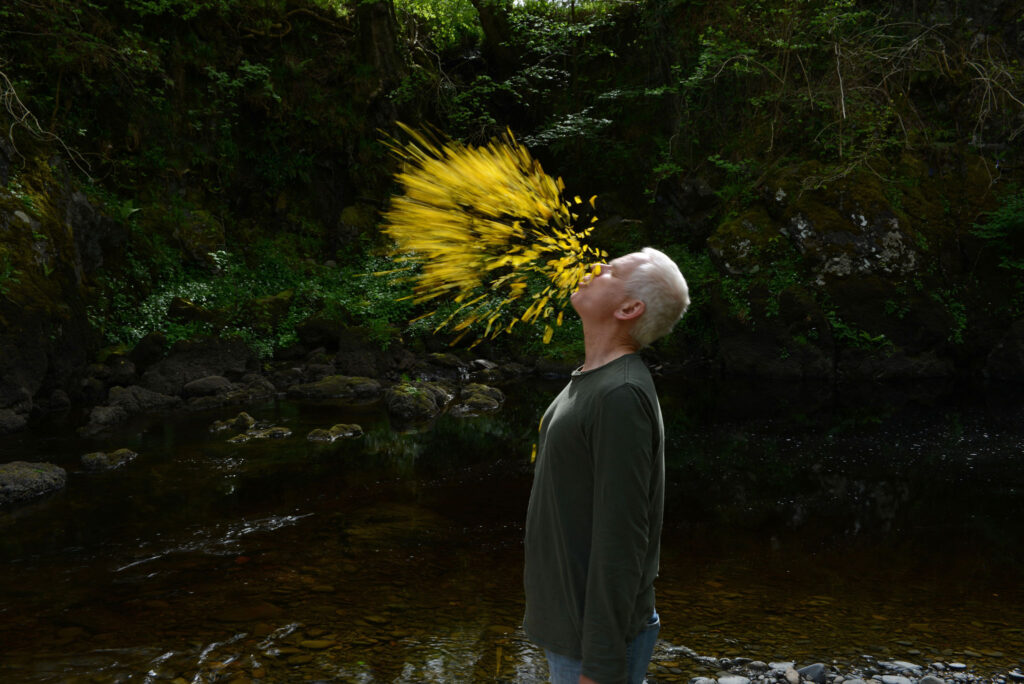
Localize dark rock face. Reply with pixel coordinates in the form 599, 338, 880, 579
985, 318, 1024, 379
141, 338, 258, 396
285, 375, 383, 402
0, 461, 67, 507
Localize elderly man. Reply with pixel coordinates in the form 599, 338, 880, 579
523, 247, 690, 684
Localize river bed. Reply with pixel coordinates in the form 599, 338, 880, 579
1, 378, 1022, 682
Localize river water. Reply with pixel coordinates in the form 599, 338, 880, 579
1, 377, 1022, 683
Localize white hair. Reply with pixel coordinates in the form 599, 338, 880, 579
624, 247, 690, 348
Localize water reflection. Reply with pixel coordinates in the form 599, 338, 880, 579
0, 379, 1022, 682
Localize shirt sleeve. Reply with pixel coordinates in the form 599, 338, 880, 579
580, 383, 656, 683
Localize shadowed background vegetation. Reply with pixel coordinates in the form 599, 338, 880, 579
1, 0, 1023, 418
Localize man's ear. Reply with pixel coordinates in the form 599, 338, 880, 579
615, 299, 645, 321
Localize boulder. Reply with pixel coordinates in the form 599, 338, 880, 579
0, 408, 27, 435
108, 385, 182, 414
450, 383, 505, 416
286, 375, 382, 402
384, 381, 454, 422
81, 448, 138, 471
140, 338, 257, 396
307, 423, 363, 442
78, 404, 129, 436
985, 317, 1024, 379
209, 412, 258, 433
182, 375, 233, 398
0, 461, 67, 507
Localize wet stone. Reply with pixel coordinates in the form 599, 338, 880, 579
920, 677, 946, 684
799, 663, 827, 683
719, 676, 750, 684
948, 663, 968, 671
880, 676, 913, 684
299, 640, 334, 650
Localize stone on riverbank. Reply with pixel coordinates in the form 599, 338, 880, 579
383, 381, 454, 422
286, 375, 382, 402
210, 412, 257, 433
109, 385, 182, 414
0, 408, 28, 435
81, 448, 138, 471
449, 383, 504, 417
798, 663, 827, 684
78, 404, 129, 436
0, 461, 67, 506
307, 424, 362, 442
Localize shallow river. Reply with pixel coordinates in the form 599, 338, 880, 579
1, 377, 1022, 683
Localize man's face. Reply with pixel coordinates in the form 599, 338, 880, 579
570, 252, 646, 320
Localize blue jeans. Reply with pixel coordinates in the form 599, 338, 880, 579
544, 610, 660, 684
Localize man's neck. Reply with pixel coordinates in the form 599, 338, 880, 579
580, 328, 638, 372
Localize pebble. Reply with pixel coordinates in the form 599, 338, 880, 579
890, 661, 923, 673
949, 663, 968, 671
920, 677, 945, 684
718, 676, 750, 684
880, 676, 913, 684
799, 663, 827, 684
785, 667, 800, 684
771, 662, 797, 671
690, 678, 716, 684
299, 640, 334, 650
1009, 670, 1024, 682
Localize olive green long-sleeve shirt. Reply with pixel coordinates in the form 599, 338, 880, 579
523, 353, 665, 684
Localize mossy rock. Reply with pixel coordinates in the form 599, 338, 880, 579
285, 375, 382, 401
81, 448, 138, 471
383, 381, 454, 422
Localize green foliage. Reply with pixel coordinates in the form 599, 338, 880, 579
0, 253, 22, 298
394, 0, 481, 53
972, 189, 1024, 272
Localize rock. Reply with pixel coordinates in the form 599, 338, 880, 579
880, 676, 913, 684
383, 381, 454, 422
0, 407, 27, 434
105, 356, 137, 387
785, 667, 800, 684
307, 424, 363, 443
799, 663, 828, 684
140, 338, 256, 396
286, 375, 382, 402
450, 383, 505, 416
210, 412, 257, 432
749, 662, 769, 671
691, 678, 716, 684
888, 661, 922, 673
948, 663, 967, 671
81, 448, 138, 471
78, 404, 129, 436
1007, 670, 1024, 682
770, 663, 796, 672
250, 426, 292, 440
920, 677, 946, 684
182, 375, 233, 398
0, 461, 67, 506
719, 676, 750, 684
128, 331, 167, 370
108, 385, 181, 414
46, 388, 71, 411
299, 639, 334, 650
